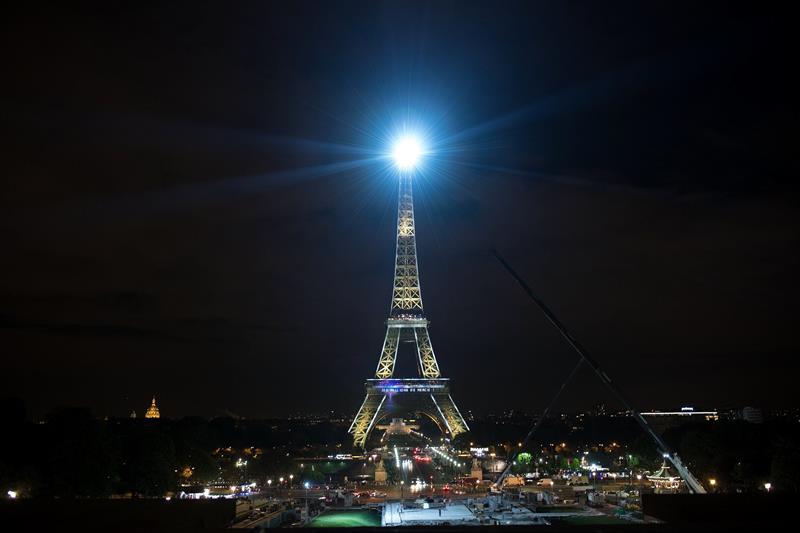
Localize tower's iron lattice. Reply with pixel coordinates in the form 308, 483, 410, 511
349, 176, 469, 449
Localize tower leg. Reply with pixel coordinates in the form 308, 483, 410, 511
431, 393, 470, 437
413, 327, 441, 378
375, 328, 400, 379
349, 393, 386, 449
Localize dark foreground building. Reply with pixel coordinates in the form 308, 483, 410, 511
1, 494, 796, 531
0, 499, 234, 532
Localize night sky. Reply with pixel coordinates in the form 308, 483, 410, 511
3, 2, 797, 420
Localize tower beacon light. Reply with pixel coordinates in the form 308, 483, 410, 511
392, 135, 423, 171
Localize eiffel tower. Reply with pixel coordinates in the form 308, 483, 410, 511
348, 172, 469, 449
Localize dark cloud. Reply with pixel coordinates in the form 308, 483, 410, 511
0, 314, 183, 342
0, 291, 157, 314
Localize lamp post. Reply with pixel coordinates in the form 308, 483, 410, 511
400, 480, 404, 503
709, 479, 717, 492
764, 482, 772, 493
628, 455, 634, 488
289, 474, 294, 490
304, 481, 310, 521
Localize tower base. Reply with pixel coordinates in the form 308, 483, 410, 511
348, 379, 469, 449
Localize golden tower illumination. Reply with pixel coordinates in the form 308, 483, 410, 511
145, 395, 161, 419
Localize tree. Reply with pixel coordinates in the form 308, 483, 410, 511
118, 426, 177, 497
770, 436, 800, 492
39, 408, 115, 497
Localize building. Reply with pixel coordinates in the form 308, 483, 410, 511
145, 396, 161, 419
640, 406, 718, 430
740, 406, 763, 424
641, 406, 718, 421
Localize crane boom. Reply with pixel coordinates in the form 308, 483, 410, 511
492, 250, 706, 494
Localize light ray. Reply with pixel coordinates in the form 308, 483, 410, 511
438, 47, 715, 148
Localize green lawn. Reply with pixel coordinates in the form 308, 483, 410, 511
308, 510, 381, 528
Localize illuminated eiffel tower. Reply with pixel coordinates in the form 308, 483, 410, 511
348, 172, 469, 449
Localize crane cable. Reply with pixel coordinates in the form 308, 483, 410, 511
490, 249, 706, 494
494, 356, 583, 487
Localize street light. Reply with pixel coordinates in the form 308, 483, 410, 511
400, 480, 404, 502
764, 482, 772, 493
289, 474, 294, 489
304, 481, 310, 520
709, 478, 717, 491
267, 479, 273, 490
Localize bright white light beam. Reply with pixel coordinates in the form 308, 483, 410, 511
392, 136, 423, 170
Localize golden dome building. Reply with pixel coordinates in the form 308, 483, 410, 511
145, 395, 161, 419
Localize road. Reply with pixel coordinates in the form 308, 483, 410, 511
365, 446, 484, 503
